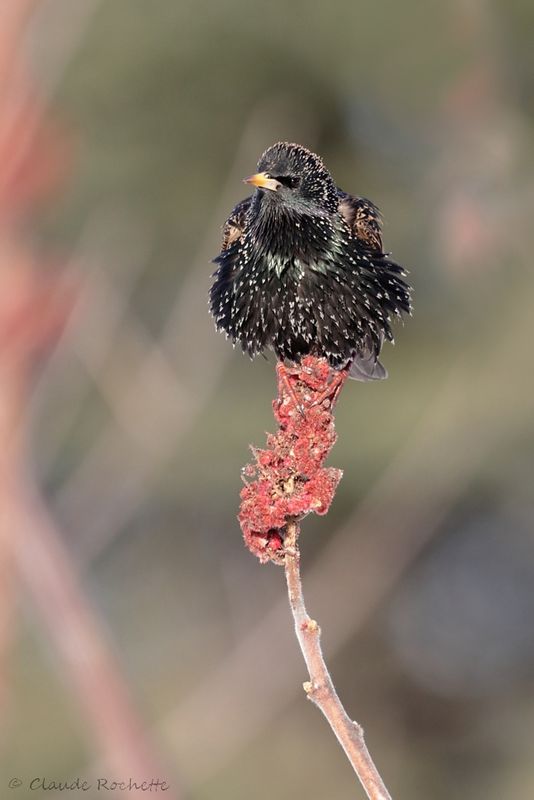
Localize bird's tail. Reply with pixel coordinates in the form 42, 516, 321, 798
348, 353, 388, 381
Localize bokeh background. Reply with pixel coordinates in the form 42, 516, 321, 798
2, 1, 534, 798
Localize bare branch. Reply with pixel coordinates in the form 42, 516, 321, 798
284, 520, 392, 800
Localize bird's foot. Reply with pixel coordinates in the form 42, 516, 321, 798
276, 362, 306, 417
276, 360, 348, 417
309, 368, 349, 409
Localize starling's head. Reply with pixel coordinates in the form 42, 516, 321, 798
244, 142, 338, 215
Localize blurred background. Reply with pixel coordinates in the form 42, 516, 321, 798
2, 0, 534, 798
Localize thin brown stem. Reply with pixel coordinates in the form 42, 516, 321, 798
284, 519, 392, 800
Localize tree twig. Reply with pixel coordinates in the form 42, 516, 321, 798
238, 358, 393, 796
284, 519, 393, 800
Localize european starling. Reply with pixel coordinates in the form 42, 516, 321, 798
210, 142, 411, 380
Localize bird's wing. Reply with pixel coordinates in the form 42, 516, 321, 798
221, 197, 252, 251
337, 190, 383, 253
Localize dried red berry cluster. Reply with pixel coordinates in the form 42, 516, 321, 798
239, 356, 345, 564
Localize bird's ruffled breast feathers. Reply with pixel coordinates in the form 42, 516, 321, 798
210, 220, 411, 367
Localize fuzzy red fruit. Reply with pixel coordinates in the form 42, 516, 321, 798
239, 357, 346, 564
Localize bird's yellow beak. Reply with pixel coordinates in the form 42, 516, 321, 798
243, 172, 280, 191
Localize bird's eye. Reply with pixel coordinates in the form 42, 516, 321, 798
274, 175, 300, 189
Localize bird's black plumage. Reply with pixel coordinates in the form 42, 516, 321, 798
210, 142, 411, 380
